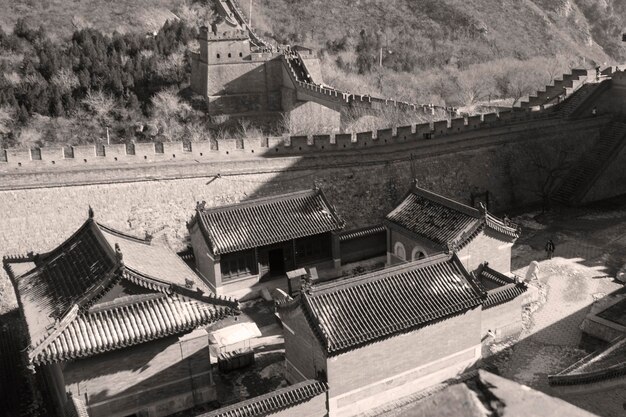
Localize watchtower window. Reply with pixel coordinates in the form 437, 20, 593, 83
239, 52, 243, 57
228, 53, 232, 58
216, 53, 220, 58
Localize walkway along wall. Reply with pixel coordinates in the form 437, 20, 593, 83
0, 117, 609, 308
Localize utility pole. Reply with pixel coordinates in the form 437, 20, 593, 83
379, 47, 383, 67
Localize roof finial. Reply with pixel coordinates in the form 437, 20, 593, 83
446, 240, 459, 254
301, 272, 313, 294
144, 231, 153, 243
478, 201, 487, 215
114, 243, 123, 262
196, 200, 206, 211
413, 178, 419, 188
88, 205, 94, 219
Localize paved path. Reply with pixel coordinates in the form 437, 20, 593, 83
489, 208, 626, 416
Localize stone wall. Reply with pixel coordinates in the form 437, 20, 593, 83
282, 306, 328, 384
481, 298, 524, 340
583, 135, 626, 203
326, 308, 481, 417
459, 231, 513, 274
0, 117, 606, 310
63, 332, 214, 417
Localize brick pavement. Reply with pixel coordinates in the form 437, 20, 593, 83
492, 206, 626, 417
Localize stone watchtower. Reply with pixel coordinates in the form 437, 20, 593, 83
190, 14, 285, 119
189, 0, 341, 131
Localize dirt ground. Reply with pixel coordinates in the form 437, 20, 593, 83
484, 198, 626, 417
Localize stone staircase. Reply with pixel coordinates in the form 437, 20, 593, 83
286, 54, 312, 83
552, 121, 626, 205
556, 84, 598, 118
554, 82, 605, 118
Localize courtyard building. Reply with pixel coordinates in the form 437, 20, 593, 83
384, 183, 520, 273
3, 210, 238, 417
278, 253, 487, 417
188, 188, 345, 298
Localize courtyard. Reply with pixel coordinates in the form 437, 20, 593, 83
199, 197, 626, 417
484, 198, 626, 417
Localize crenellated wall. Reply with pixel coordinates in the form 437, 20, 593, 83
0, 108, 563, 168
0, 115, 607, 312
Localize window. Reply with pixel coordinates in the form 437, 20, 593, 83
394, 242, 406, 261
221, 250, 257, 281
216, 53, 221, 58
412, 247, 426, 261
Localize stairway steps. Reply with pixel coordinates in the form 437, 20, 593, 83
552, 122, 626, 204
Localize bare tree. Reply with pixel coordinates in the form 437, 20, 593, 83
82, 90, 117, 125
150, 88, 192, 141
51, 68, 80, 93
0, 106, 13, 136
509, 129, 590, 211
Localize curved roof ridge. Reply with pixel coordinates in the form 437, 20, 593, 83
194, 188, 344, 255
199, 188, 319, 214
28, 304, 80, 365
96, 222, 151, 245
411, 186, 481, 218
484, 212, 520, 238
122, 265, 173, 292
309, 252, 452, 295
197, 379, 327, 417
30, 291, 234, 365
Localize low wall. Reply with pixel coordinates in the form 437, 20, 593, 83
0, 109, 563, 168
339, 226, 386, 264
481, 299, 523, 340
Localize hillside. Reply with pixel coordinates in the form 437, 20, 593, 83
0, 0, 625, 147
251, 0, 619, 67
1, 0, 623, 65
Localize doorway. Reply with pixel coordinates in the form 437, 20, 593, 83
268, 248, 285, 276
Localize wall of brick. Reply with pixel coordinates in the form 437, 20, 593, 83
282, 87, 341, 133
281, 307, 328, 384
0, 120, 603, 311
481, 298, 523, 340
583, 136, 626, 203
325, 308, 481, 416
63, 332, 213, 417
388, 228, 441, 262
326, 308, 481, 397
458, 230, 513, 274
189, 223, 219, 291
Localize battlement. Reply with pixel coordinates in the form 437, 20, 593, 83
0, 108, 576, 169
199, 27, 249, 41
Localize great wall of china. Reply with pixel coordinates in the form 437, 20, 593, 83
3, 0, 626, 315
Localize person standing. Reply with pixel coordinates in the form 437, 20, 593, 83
545, 239, 555, 259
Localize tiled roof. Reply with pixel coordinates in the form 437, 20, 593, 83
339, 224, 386, 241
477, 264, 527, 309
191, 189, 345, 255
4, 216, 238, 366
385, 186, 519, 249
5, 221, 119, 348
199, 380, 327, 417
31, 292, 231, 365
292, 253, 484, 355
99, 224, 208, 291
